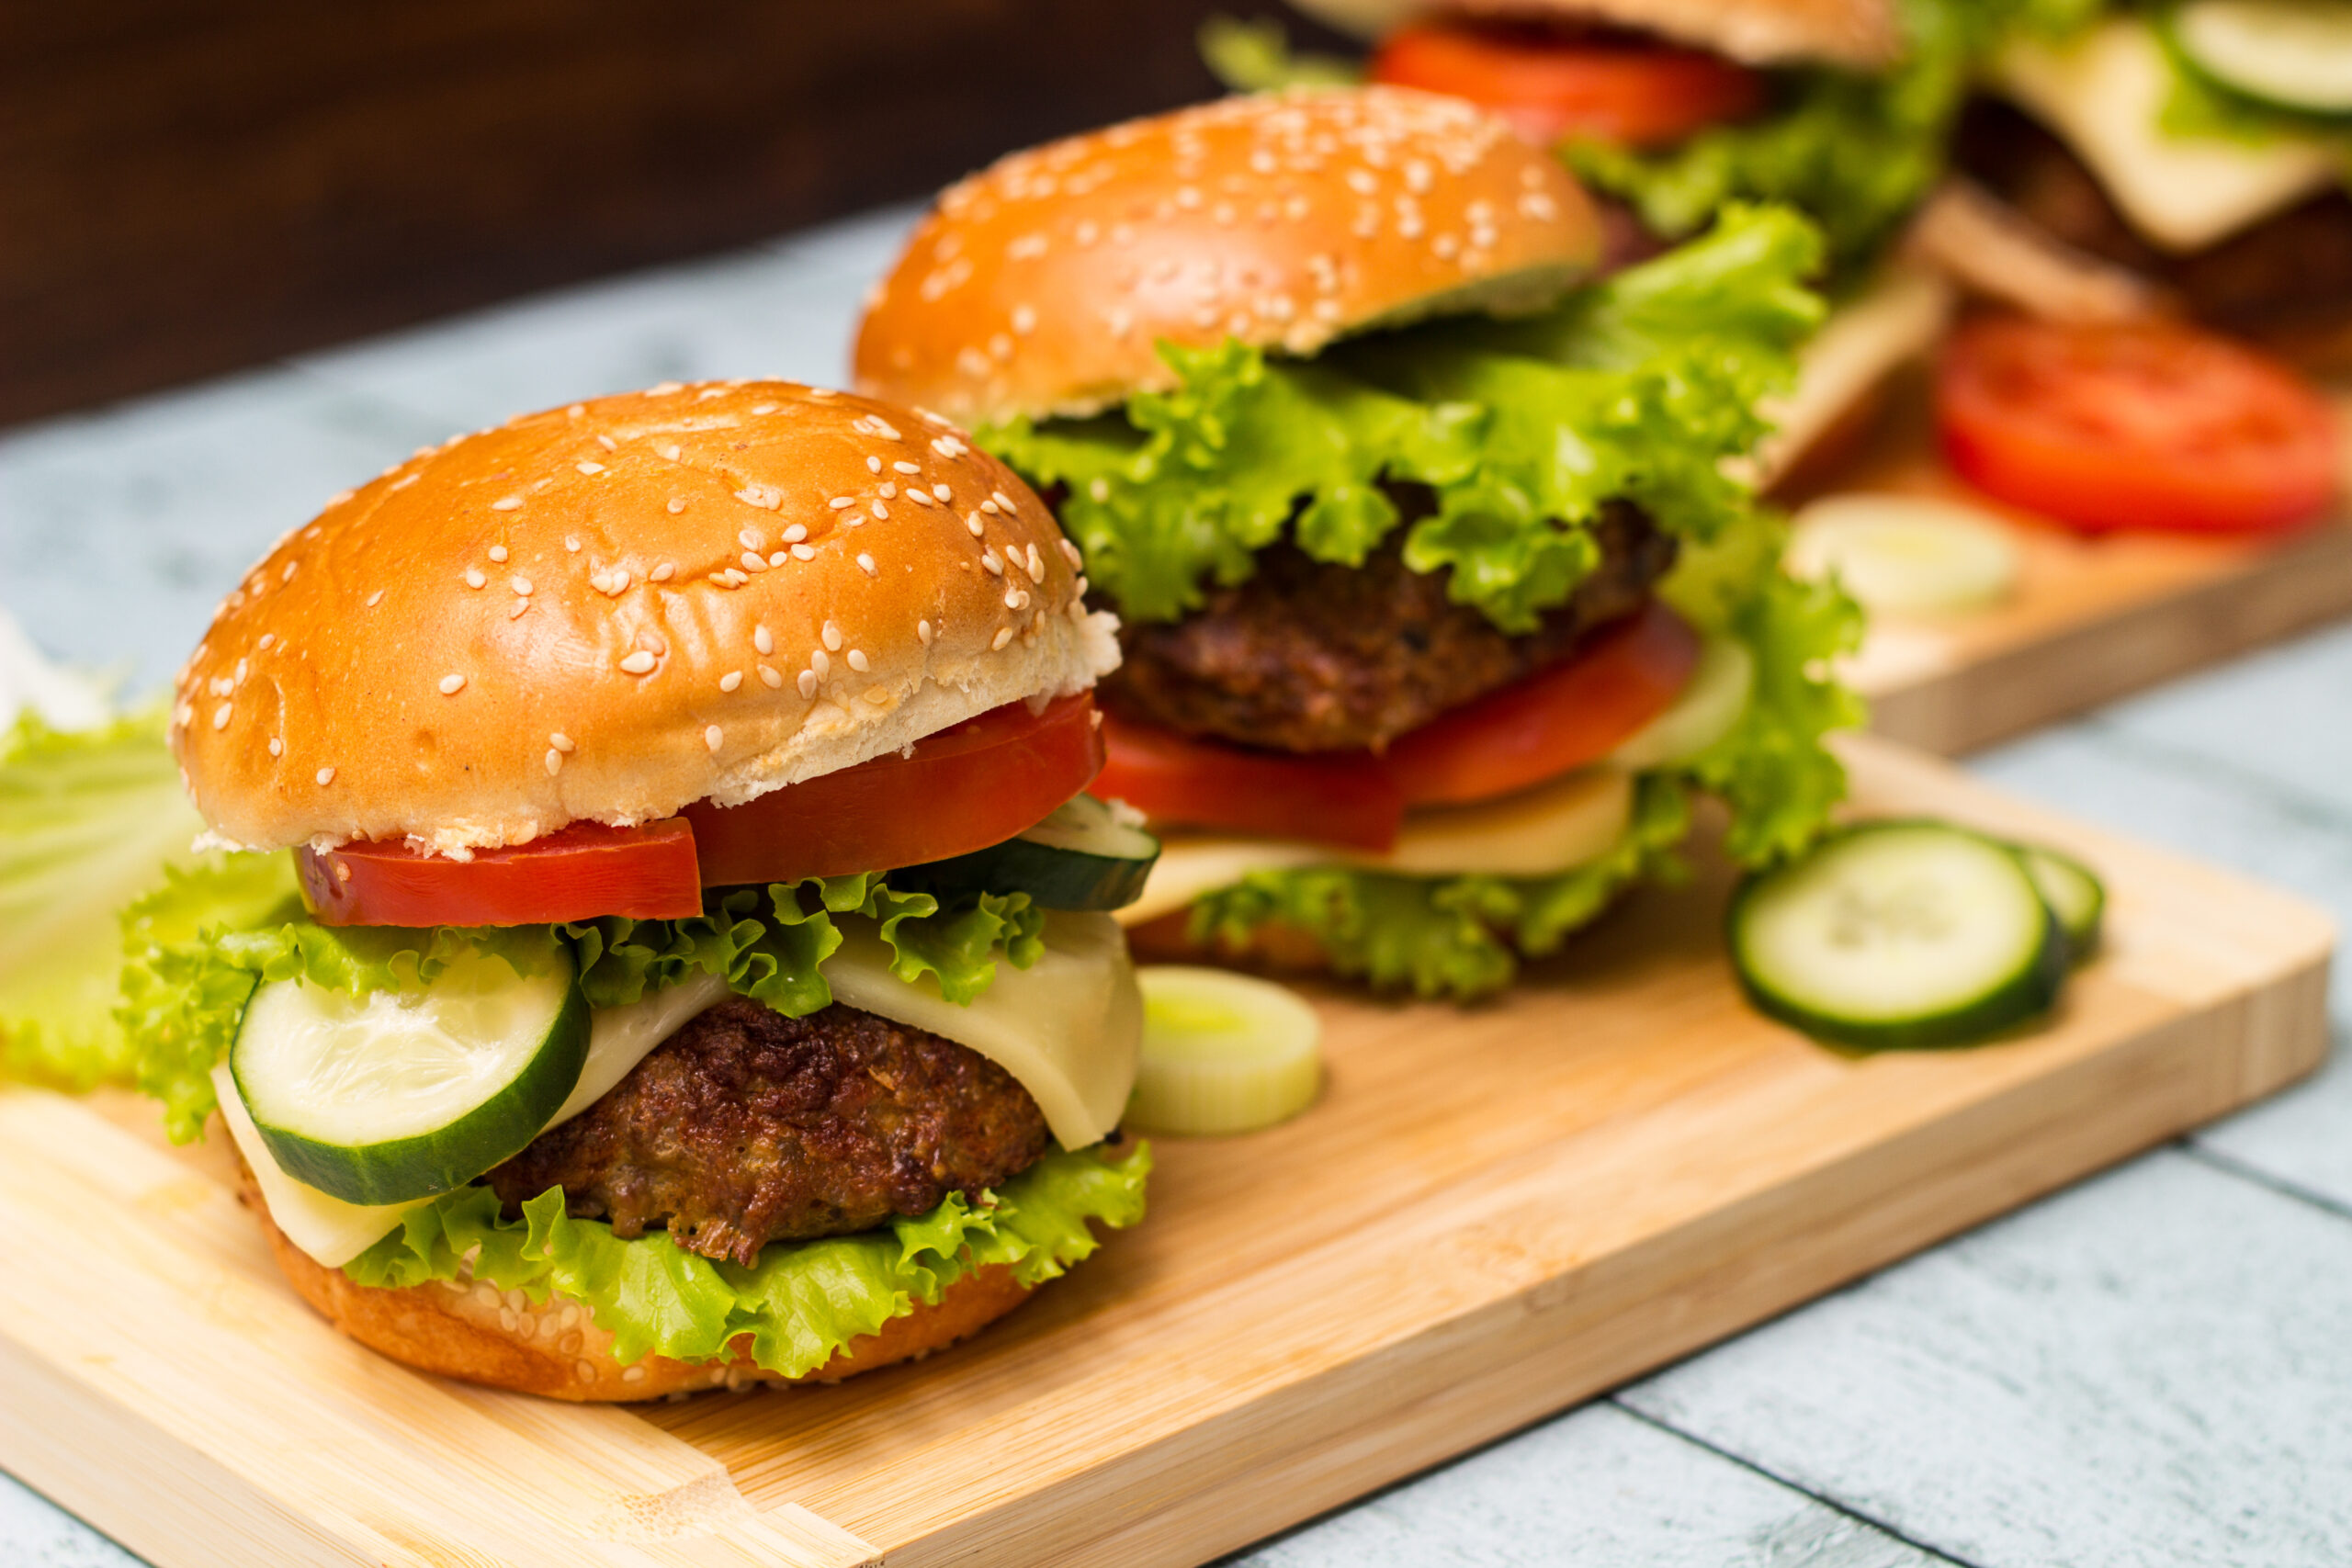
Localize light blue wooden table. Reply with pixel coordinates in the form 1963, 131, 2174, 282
6, 206, 2350, 1568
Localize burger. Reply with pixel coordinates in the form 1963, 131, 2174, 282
1951, 2, 2352, 367
125, 380, 1151, 1401
854, 87, 1860, 998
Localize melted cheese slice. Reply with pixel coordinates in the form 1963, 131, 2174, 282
824, 911, 1141, 1152
1119, 766, 1635, 929
1751, 266, 1952, 488
229, 911, 1143, 1266
1992, 20, 2343, 253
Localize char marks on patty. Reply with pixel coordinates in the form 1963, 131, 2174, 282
486, 998, 1049, 1268
1102, 498, 1676, 753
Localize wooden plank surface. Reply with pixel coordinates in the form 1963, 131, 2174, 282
0, 734, 2328, 1568
1796, 376, 2352, 756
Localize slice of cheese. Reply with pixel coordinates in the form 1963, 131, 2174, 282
1991, 19, 2343, 253
211, 1062, 430, 1269
1750, 265, 1953, 488
548, 971, 731, 1128
1121, 766, 1635, 929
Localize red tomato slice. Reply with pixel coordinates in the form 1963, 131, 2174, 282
1093, 716, 1407, 853
1370, 18, 1766, 148
1382, 604, 1701, 807
684, 693, 1104, 886
1938, 314, 2342, 536
298, 818, 704, 928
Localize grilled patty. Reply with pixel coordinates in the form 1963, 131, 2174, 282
485, 998, 1049, 1268
1955, 99, 2352, 354
1102, 496, 1675, 753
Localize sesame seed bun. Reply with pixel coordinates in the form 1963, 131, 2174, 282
247, 1176, 1034, 1402
853, 87, 1601, 427
1284, 0, 1902, 65
170, 381, 1119, 858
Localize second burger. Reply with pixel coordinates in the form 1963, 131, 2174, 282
856, 86, 1861, 998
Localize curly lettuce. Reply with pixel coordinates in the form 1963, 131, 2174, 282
1188, 776, 1693, 1000
983, 203, 1825, 632
117, 861, 1048, 1145
345, 1143, 1149, 1379
0, 710, 208, 1089
1566, 0, 2109, 275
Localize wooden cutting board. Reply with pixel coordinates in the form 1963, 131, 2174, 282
1792, 378, 2352, 756
0, 735, 2330, 1568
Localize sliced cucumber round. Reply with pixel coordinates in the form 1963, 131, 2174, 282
1729, 821, 2068, 1050
1785, 495, 2019, 617
232, 946, 590, 1206
1607, 635, 1755, 771
2019, 844, 2106, 964
896, 794, 1160, 910
1125, 966, 1322, 1136
2170, 0, 2352, 115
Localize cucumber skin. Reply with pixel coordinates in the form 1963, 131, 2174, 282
2021, 845, 2105, 965
1725, 821, 2072, 1052
897, 833, 1156, 911
244, 981, 592, 1207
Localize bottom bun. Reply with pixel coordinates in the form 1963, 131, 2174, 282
249, 1182, 1035, 1402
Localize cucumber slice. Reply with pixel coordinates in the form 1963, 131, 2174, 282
2171, 0, 2352, 115
1607, 636, 1755, 771
1125, 966, 1322, 1135
897, 794, 1160, 910
2019, 844, 2106, 964
232, 947, 590, 1206
1729, 821, 2068, 1050
1786, 495, 2019, 617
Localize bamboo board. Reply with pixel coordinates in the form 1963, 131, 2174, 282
1798, 379, 2352, 756
0, 735, 2331, 1568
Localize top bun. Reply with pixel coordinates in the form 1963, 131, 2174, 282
854, 87, 1600, 427
171, 382, 1119, 857
1446, 0, 1902, 65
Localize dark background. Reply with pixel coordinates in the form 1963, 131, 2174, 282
0, 0, 1339, 427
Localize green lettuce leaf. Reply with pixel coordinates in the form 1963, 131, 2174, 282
984, 204, 1824, 633
345, 1143, 1150, 1379
0, 710, 208, 1090
116, 864, 1048, 1144
1566, 0, 2109, 275
1199, 15, 1361, 94
1187, 776, 1693, 1000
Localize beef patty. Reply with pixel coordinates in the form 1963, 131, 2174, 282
1955, 98, 2352, 353
1102, 496, 1676, 753
485, 998, 1049, 1268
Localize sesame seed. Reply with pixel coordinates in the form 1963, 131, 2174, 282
919, 617, 937, 645
577, 461, 605, 476
545, 749, 562, 775
282, 560, 298, 582
821, 621, 842, 651
865, 456, 883, 474
797, 669, 819, 698
509, 600, 528, 619
775, 524, 805, 546
1027, 543, 1045, 579
907, 489, 935, 507
754, 626, 775, 655
892, 459, 922, 475
933, 484, 952, 502
871, 501, 888, 520
878, 481, 897, 500
650, 562, 675, 581
390, 474, 419, 492
596, 433, 618, 451
212, 703, 232, 730
868, 417, 901, 441
829, 495, 855, 510
991, 626, 1014, 651
550, 732, 575, 752
567, 403, 585, 418
931, 436, 966, 458
811, 649, 831, 678
1059, 538, 1083, 567
751, 403, 776, 415
705, 726, 723, 753
791, 544, 816, 561
657, 442, 683, 461
488, 545, 509, 563
619, 651, 657, 675
719, 671, 742, 693
492, 497, 522, 512
464, 568, 486, 589
258, 632, 277, 650
741, 552, 767, 572
267, 738, 282, 757
846, 649, 869, 672
991, 490, 1017, 512
767, 550, 786, 568
979, 498, 1001, 516
511, 576, 532, 595
966, 513, 986, 537
316, 767, 335, 785
982, 550, 1003, 576
566, 536, 582, 552
1004, 587, 1024, 609
439, 673, 466, 694
759, 664, 783, 688
863, 687, 890, 705
739, 528, 765, 551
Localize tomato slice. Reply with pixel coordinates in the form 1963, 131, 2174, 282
1937, 314, 2342, 536
298, 818, 703, 928
1370, 18, 1766, 148
1093, 716, 1407, 852
1382, 604, 1701, 807
684, 693, 1104, 886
